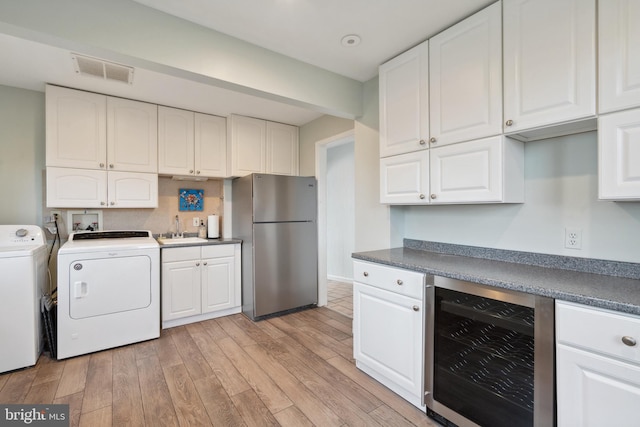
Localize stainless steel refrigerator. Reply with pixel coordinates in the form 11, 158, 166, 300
232, 173, 318, 320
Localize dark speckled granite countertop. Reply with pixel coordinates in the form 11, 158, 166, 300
352, 239, 640, 316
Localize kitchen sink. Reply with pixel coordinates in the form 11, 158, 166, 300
157, 237, 208, 245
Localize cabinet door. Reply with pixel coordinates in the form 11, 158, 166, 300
430, 136, 517, 204
46, 167, 107, 208
162, 260, 201, 321
598, 109, 640, 200
107, 171, 158, 208
599, 0, 640, 113
266, 122, 299, 176
380, 150, 429, 204
429, 2, 502, 146
354, 281, 423, 398
46, 85, 107, 169
379, 42, 429, 157
557, 344, 640, 427
194, 113, 227, 177
503, 0, 596, 133
107, 97, 158, 173
158, 106, 195, 175
230, 115, 266, 176
201, 256, 235, 313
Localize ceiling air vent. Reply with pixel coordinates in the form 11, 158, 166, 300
71, 53, 134, 84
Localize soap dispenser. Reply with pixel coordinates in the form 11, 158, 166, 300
198, 220, 207, 239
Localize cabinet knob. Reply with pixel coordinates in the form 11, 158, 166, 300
99, 163, 105, 168
196, 170, 201, 175
505, 119, 514, 127
189, 170, 194, 174
429, 137, 437, 144
419, 139, 427, 146
363, 272, 369, 277
412, 305, 419, 312
430, 194, 437, 199
109, 163, 114, 169
622, 336, 637, 347
419, 194, 426, 200
196, 262, 200, 266
100, 201, 106, 206
203, 261, 207, 265
396, 279, 403, 286
110, 201, 115, 206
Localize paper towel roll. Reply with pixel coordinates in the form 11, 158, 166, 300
207, 215, 219, 238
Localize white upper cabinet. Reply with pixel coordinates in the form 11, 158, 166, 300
158, 107, 227, 178
229, 115, 266, 176
429, 1, 502, 146
46, 85, 158, 173
429, 136, 524, 204
46, 85, 107, 170
46, 167, 158, 208
598, 108, 640, 201
194, 113, 227, 178
379, 42, 429, 157
158, 106, 195, 176
106, 97, 158, 173
229, 115, 299, 177
380, 150, 430, 204
599, 0, 640, 114
503, 0, 596, 138
266, 121, 299, 176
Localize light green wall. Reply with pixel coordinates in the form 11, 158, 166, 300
0, 0, 362, 118
354, 76, 391, 252
0, 85, 45, 225
396, 132, 640, 263
299, 115, 354, 176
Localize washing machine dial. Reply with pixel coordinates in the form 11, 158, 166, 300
15, 228, 28, 237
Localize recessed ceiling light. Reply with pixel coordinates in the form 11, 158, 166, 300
341, 34, 361, 47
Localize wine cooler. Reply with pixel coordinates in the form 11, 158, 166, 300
425, 277, 555, 427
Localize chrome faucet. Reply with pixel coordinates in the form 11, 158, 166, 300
173, 215, 183, 238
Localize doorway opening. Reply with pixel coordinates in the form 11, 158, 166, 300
316, 130, 355, 317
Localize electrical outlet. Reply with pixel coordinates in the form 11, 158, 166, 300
565, 228, 582, 249
48, 211, 61, 222
192, 217, 200, 227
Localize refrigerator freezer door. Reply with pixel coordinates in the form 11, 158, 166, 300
252, 174, 317, 222
253, 221, 318, 318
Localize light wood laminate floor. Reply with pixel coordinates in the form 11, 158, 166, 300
0, 307, 435, 426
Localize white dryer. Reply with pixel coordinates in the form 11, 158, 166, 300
0, 225, 47, 373
57, 230, 160, 359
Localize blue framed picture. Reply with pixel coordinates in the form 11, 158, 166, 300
179, 189, 204, 211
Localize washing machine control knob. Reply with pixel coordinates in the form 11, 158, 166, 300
15, 228, 28, 237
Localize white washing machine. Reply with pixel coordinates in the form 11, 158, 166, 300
0, 225, 47, 373
57, 230, 160, 359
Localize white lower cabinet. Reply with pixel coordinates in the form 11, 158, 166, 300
46, 167, 158, 208
353, 260, 426, 409
556, 301, 640, 427
598, 108, 640, 201
162, 244, 241, 328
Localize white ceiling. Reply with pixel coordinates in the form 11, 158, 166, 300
0, 0, 495, 126
131, 0, 496, 82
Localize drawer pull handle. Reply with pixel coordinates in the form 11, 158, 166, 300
396, 279, 403, 286
622, 336, 637, 347
363, 272, 369, 277
412, 305, 419, 312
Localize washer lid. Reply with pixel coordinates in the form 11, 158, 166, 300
60, 230, 159, 254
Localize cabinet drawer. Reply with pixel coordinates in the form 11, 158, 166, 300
201, 244, 235, 259
162, 246, 201, 262
557, 301, 640, 365
353, 260, 425, 299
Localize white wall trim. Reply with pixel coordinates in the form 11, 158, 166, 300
315, 129, 355, 307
